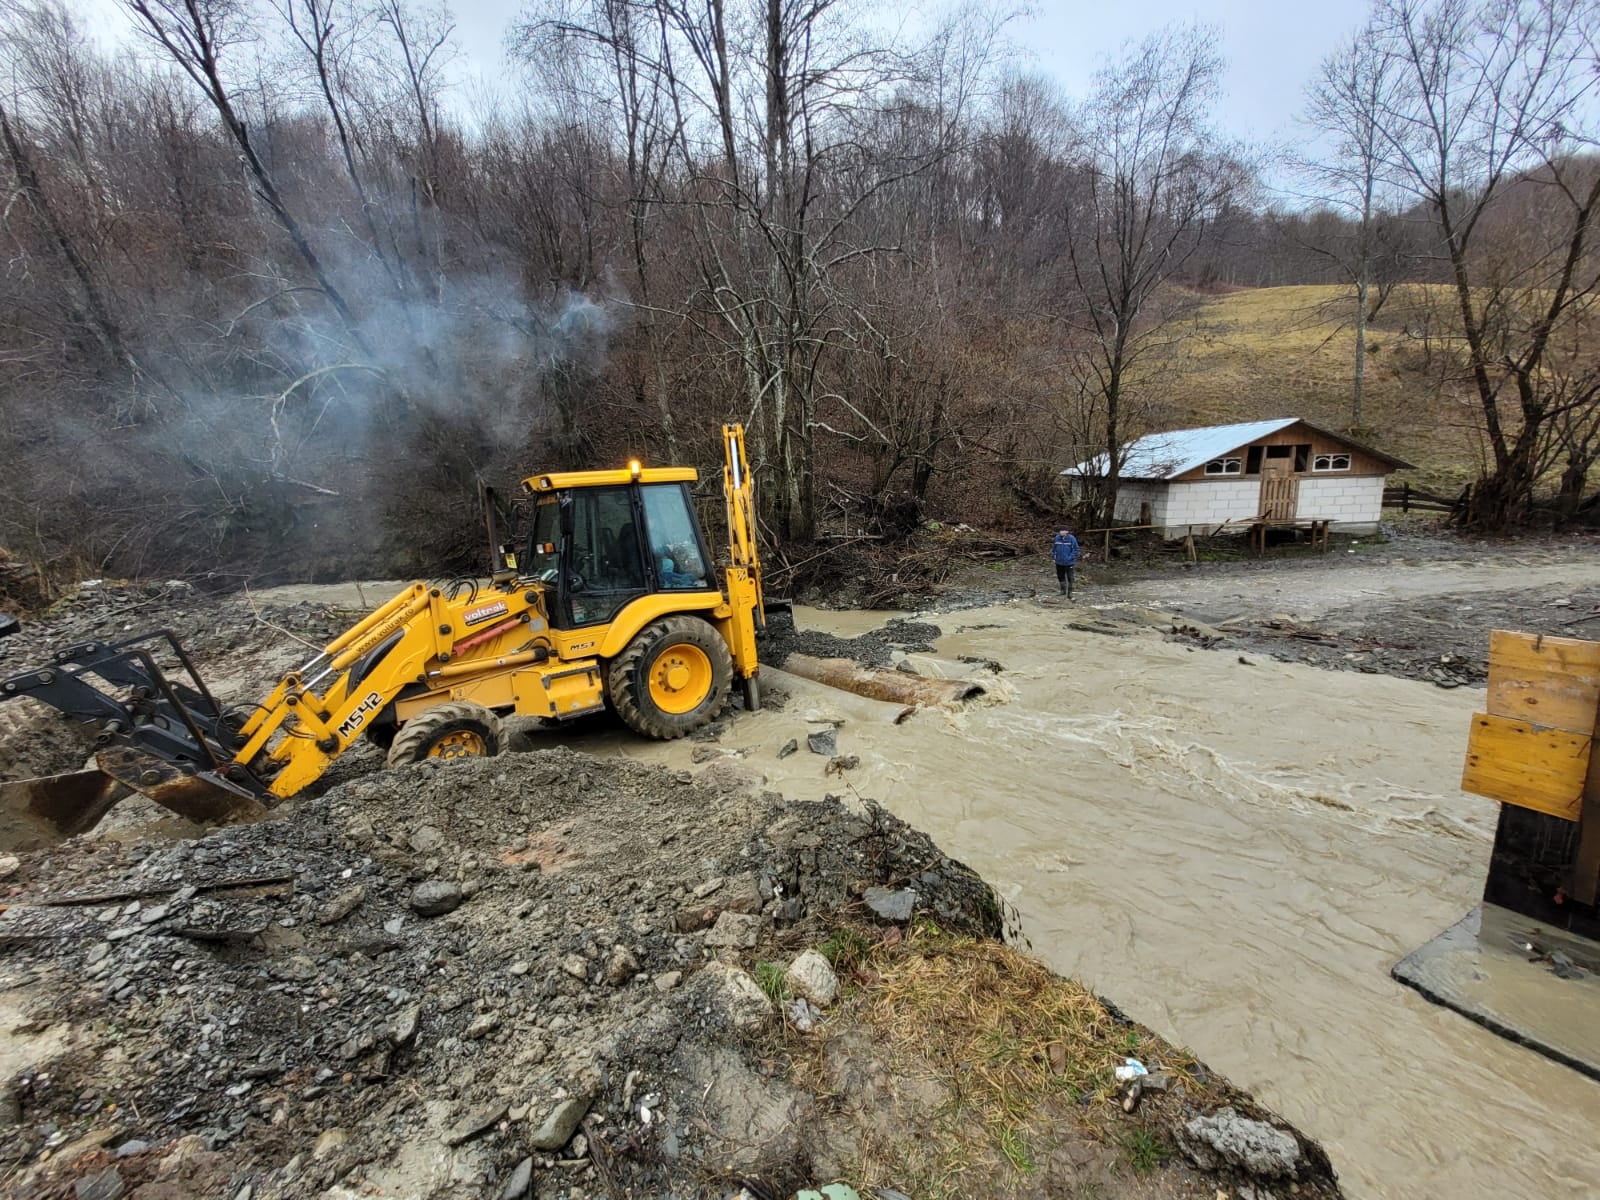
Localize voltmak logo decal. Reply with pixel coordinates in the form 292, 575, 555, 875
464, 600, 510, 626
336, 692, 384, 739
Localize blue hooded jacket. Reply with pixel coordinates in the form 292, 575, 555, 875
1052, 531, 1080, 566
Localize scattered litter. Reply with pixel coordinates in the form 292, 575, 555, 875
1114, 1057, 1149, 1082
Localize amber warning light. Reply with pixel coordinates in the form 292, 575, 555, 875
629, 459, 642, 478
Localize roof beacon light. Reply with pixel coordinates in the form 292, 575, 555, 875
629, 459, 642, 479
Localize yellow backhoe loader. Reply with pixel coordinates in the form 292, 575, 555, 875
0, 425, 772, 848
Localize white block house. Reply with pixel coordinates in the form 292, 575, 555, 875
1060, 418, 1409, 539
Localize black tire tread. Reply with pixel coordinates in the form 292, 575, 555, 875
386, 700, 502, 767
608, 616, 732, 740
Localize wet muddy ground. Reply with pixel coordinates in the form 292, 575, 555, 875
4, 533, 1600, 1199
0, 585, 1345, 1199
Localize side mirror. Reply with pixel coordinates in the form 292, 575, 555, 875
0, 613, 19, 638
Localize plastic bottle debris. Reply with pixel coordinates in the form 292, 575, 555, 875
1114, 1057, 1149, 1082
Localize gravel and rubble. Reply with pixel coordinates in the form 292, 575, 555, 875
0, 745, 1344, 1200
0, 750, 1007, 1199
759, 611, 941, 669
1219, 583, 1600, 686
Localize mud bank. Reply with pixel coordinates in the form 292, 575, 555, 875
0, 750, 1338, 1200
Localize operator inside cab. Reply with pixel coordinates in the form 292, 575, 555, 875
525, 479, 713, 628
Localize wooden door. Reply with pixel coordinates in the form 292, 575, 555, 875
1259, 462, 1298, 521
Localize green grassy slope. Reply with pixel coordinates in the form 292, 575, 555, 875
1157, 284, 1481, 492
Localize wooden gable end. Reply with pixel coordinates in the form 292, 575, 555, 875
1169, 421, 1398, 482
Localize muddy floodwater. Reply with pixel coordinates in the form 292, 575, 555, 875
579, 581, 1600, 1200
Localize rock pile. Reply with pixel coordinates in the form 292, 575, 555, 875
0, 748, 999, 1199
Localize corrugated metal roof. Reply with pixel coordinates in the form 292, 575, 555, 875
1060, 418, 1301, 481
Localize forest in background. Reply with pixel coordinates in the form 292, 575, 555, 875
2, 0, 1599, 594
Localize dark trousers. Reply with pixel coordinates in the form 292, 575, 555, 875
1055, 563, 1075, 595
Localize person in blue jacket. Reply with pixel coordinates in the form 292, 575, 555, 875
1051, 526, 1080, 598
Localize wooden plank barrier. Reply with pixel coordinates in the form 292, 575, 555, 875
1462, 630, 1600, 904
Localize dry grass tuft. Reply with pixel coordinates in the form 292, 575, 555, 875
792, 922, 1218, 1195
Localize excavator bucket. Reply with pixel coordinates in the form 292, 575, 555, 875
0, 767, 127, 852
94, 744, 271, 826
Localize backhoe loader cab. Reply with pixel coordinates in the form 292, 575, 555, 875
521, 469, 715, 629
0, 426, 769, 849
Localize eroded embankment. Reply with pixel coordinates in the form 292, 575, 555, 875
0, 748, 1340, 1200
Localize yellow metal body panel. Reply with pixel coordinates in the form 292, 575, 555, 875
514, 662, 605, 719
566, 591, 724, 661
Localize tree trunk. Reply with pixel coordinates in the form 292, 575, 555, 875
1555, 460, 1589, 523
1352, 275, 1368, 429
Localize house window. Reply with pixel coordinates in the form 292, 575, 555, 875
1293, 443, 1312, 472
1245, 446, 1264, 474
1313, 453, 1352, 472
1204, 457, 1242, 476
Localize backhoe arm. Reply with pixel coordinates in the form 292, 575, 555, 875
722, 423, 764, 625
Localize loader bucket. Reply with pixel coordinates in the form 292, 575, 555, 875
0, 767, 127, 851
95, 744, 272, 826
1, 627, 275, 847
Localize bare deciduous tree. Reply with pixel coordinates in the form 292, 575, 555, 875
1058, 24, 1235, 528
126, 0, 369, 351
1365, 0, 1600, 528
1302, 24, 1403, 430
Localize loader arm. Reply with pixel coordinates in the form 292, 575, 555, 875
722, 423, 764, 623
234, 581, 545, 799
0, 580, 549, 831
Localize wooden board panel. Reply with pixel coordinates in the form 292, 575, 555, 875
1462, 712, 1589, 821
1259, 474, 1298, 521
1485, 629, 1600, 735
1170, 422, 1397, 481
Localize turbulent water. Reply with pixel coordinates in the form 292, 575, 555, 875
581, 598, 1600, 1200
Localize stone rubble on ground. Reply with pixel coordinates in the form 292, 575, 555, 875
0, 748, 1007, 1200
863, 886, 918, 923
1180, 1106, 1302, 1178
784, 949, 840, 1008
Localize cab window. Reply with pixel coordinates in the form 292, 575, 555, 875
568, 487, 647, 625
641, 484, 710, 590
527, 500, 560, 583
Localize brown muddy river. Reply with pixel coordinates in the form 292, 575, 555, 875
579, 574, 1600, 1200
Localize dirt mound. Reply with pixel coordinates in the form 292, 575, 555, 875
761, 610, 942, 668
0, 749, 1003, 1199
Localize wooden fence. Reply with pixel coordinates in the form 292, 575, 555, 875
1383, 481, 1469, 517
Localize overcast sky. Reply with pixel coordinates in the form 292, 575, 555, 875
77, 0, 1365, 152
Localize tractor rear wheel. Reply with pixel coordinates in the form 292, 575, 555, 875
609, 616, 732, 739
386, 701, 503, 767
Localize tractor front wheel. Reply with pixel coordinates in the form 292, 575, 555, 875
609, 616, 732, 739
386, 701, 503, 767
